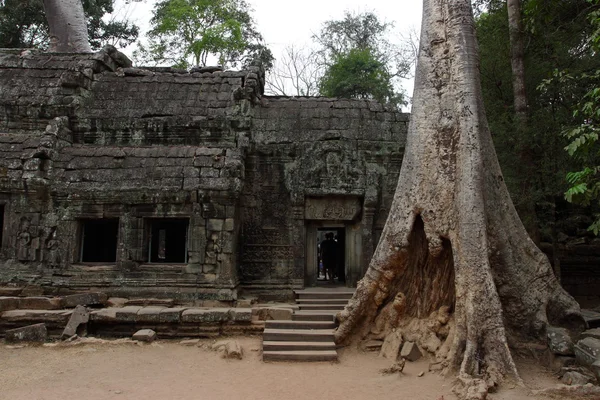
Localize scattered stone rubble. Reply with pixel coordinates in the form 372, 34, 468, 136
544, 324, 600, 388
211, 339, 244, 359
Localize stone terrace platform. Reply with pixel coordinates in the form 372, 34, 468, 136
0, 291, 300, 340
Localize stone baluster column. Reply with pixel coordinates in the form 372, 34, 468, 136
290, 201, 306, 288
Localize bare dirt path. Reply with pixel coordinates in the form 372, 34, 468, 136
0, 337, 560, 400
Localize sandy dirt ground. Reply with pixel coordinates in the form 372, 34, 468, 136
0, 336, 563, 400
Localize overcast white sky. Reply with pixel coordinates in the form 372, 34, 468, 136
112, 0, 423, 104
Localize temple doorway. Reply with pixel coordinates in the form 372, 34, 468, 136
316, 227, 346, 285
305, 220, 360, 288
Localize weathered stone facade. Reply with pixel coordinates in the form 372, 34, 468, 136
0, 47, 408, 301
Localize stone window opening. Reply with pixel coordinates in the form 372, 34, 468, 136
79, 218, 119, 263
148, 218, 189, 264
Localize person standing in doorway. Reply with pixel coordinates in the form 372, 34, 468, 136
320, 232, 337, 282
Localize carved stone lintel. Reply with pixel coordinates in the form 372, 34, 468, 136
305, 197, 361, 221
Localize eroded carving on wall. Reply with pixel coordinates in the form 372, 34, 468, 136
285, 141, 366, 197
304, 197, 362, 221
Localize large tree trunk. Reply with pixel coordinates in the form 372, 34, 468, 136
43, 0, 91, 53
335, 1, 584, 399
507, 0, 527, 124
507, 0, 539, 243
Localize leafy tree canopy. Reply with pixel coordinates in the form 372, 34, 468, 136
136, 0, 272, 70
0, 0, 139, 50
313, 11, 412, 107
319, 47, 400, 105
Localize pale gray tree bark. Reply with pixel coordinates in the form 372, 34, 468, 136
335, 1, 584, 399
43, 0, 91, 53
506, 0, 540, 244
507, 0, 527, 124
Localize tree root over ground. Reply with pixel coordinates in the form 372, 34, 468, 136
334, 1, 585, 399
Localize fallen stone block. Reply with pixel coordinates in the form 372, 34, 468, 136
532, 383, 600, 399
132, 329, 157, 342
400, 341, 422, 362
18, 297, 62, 310
61, 292, 108, 308
380, 359, 405, 375
582, 309, 600, 329
422, 334, 442, 353
547, 326, 575, 356
5, 323, 47, 343
552, 355, 578, 372
380, 331, 403, 359
212, 339, 243, 359
592, 360, 600, 382
580, 328, 600, 341
224, 340, 243, 359
561, 371, 594, 386
61, 305, 89, 339
0, 297, 20, 312
575, 337, 600, 366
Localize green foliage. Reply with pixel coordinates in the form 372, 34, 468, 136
319, 48, 400, 105
137, 0, 272, 70
477, 0, 600, 239
559, 3, 600, 233
0, 0, 139, 50
313, 11, 410, 107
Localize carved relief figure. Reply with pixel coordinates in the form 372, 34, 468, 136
17, 217, 32, 261
46, 230, 61, 268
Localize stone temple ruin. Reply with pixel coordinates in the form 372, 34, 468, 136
0, 47, 408, 303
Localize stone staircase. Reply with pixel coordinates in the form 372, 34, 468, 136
262, 288, 354, 362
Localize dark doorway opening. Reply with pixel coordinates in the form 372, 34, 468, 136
80, 219, 119, 263
149, 218, 188, 263
317, 227, 346, 284
0, 204, 4, 247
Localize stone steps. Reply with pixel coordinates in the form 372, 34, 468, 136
265, 320, 335, 330
263, 328, 334, 342
261, 288, 354, 362
292, 311, 337, 321
262, 340, 337, 351
295, 290, 354, 300
298, 304, 346, 311
263, 350, 338, 362
295, 298, 351, 305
